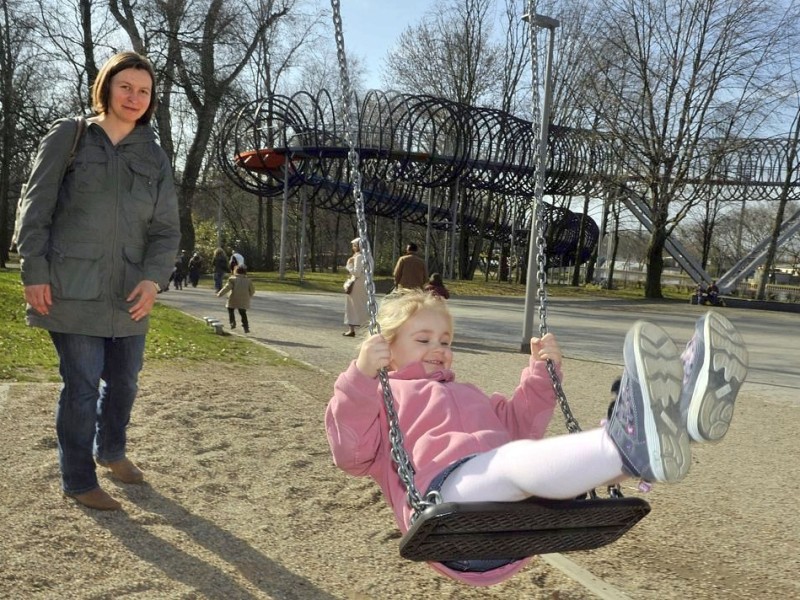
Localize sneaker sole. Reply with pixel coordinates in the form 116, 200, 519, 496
686, 312, 748, 443
628, 321, 690, 482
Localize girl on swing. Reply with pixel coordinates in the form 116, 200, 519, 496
326, 289, 748, 585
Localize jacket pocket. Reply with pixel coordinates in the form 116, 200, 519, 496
122, 245, 145, 297
72, 146, 110, 194
129, 160, 157, 202
49, 242, 103, 300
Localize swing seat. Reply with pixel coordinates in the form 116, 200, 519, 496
399, 496, 651, 562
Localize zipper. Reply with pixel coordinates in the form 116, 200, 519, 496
110, 144, 120, 336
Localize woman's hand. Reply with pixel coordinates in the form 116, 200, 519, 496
24, 284, 53, 316
356, 333, 391, 378
530, 333, 562, 365
127, 280, 159, 322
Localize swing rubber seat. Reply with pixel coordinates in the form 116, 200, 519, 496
399, 496, 651, 562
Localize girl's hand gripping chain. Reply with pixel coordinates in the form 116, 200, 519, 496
530, 333, 563, 366
356, 333, 392, 378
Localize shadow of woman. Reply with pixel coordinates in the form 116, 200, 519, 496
88, 483, 339, 600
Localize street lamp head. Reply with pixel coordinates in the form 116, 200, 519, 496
521, 13, 560, 30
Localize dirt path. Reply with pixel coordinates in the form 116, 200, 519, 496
2, 319, 798, 598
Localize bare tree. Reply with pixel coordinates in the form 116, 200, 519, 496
1, 0, 77, 265
383, 0, 505, 279
756, 114, 800, 298
582, 0, 791, 298
242, 8, 329, 270
109, 0, 294, 252
0, 0, 26, 265
384, 0, 501, 105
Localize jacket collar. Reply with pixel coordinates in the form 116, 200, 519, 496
388, 361, 454, 383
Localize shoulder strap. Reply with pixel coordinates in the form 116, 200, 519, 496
67, 116, 86, 166
57, 116, 86, 184
10, 117, 87, 252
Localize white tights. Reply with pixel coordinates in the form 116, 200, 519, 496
439, 428, 627, 502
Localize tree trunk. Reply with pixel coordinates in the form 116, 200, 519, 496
644, 233, 666, 298
571, 194, 590, 286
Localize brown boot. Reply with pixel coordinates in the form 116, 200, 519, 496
66, 487, 122, 511
100, 458, 144, 484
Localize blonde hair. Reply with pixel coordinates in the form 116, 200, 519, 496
377, 288, 453, 344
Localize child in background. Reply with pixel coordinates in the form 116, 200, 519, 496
217, 265, 255, 333
326, 289, 748, 586
423, 272, 450, 299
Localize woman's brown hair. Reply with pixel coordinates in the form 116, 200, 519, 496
91, 51, 157, 125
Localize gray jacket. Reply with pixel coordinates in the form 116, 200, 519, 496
17, 117, 180, 337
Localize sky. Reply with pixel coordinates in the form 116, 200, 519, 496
336, 0, 433, 90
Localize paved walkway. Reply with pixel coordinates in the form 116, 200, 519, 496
157, 284, 799, 403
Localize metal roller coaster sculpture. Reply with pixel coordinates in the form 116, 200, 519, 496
218, 88, 800, 276
217, 89, 601, 266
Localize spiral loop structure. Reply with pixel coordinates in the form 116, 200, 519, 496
218, 89, 798, 261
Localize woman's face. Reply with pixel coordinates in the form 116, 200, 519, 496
352, 243, 359, 253
389, 307, 453, 374
106, 67, 153, 125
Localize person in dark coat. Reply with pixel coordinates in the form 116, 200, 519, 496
212, 247, 228, 292
188, 252, 202, 288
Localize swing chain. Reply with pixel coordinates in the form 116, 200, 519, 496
330, 0, 437, 520
527, 0, 582, 435
537, 211, 580, 433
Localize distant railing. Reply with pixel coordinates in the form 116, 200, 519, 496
552, 266, 800, 302
732, 282, 800, 302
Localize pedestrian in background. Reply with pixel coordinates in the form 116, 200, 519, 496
188, 251, 202, 288
343, 238, 370, 337
393, 242, 428, 290
217, 265, 255, 333
424, 272, 450, 299
212, 247, 228, 292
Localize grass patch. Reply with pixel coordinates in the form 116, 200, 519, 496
239, 269, 687, 301
0, 270, 294, 382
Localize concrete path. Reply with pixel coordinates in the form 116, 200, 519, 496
157, 285, 799, 401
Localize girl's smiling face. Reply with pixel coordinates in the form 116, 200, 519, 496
389, 307, 453, 373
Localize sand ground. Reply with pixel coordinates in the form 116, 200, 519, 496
1, 294, 798, 599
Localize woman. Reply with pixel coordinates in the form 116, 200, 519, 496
212, 247, 228, 292
187, 252, 202, 288
16, 52, 180, 511
343, 238, 370, 336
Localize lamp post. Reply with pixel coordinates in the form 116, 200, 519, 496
521, 12, 560, 352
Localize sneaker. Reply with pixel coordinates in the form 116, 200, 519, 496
606, 321, 690, 483
680, 311, 748, 443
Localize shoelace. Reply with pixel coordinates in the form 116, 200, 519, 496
680, 337, 697, 389
618, 378, 636, 435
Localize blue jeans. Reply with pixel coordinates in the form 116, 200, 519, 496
49, 332, 146, 494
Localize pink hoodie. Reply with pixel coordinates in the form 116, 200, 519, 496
325, 357, 559, 586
